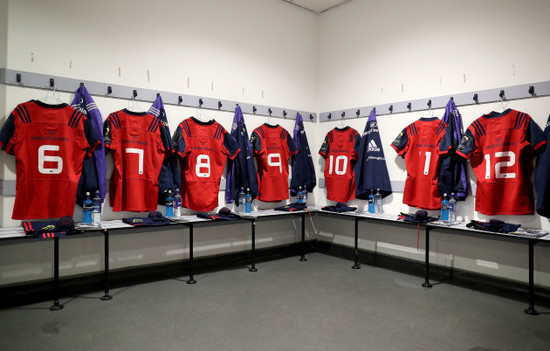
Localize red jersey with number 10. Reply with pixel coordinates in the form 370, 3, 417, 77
456, 109, 546, 215
173, 117, 240, 211
0, 100, 100, 219
319, 127, 360, 202
251, 124, 297, 202
104, 109, 170, 212
391, 117, 451, 210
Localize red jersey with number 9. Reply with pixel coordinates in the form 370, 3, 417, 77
173, 117, 240, 211
250, 124, 297, 202
104, 109, 170, 212
392, 117, 451, 210
456, 109, 546, 215
0, 100, 100, 219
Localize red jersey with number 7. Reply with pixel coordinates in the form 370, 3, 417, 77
456, 109, 546, 215
0, 100, 100, 219
391, 117, 451, 210
104, 109, 170, 212
250, 124, 297, 202
319, 127, 360, 202
173, 117, 240, 211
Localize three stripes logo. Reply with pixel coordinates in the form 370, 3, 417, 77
368, 140, 380, 152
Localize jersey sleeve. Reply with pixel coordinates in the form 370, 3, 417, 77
83, 118, 101, 157
103, 116, 115, 151
526, 118, 547, 152
172, 124, 189, 158
286, 132, 297, 157
250, 131, 262, 155
391, 128, 409, 156
223, 132, 240, 160
456, 128, 476, 159
438, 123, 452, 156
0, 114, 16, 154
159, 124, 171, 155
318, 135, 330, 158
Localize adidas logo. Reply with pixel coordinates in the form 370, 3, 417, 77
368, 139, 380, 152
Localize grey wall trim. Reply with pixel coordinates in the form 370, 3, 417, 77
319, 80, 550, 122
0, 68, 317, 122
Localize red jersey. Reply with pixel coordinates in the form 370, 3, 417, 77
104, 109, 170, 212
250, 124, 297, 202
391, 117, 451, 210
0, 100, 100, 219
173, 117, 240, 211
319, 127, 360, 202
456, 109, 546, 215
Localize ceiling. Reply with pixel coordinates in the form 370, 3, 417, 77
283, 0, 351, 14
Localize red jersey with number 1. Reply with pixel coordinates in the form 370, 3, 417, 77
104, 109, 170, 212
456, 109, 546, 215
391, 117, 451, 210
0, 100, 100, 219
319, 127, 360, 202
251, 124, 297, 202
173, 117, 240, 211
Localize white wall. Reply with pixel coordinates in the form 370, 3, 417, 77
0, 0, 318, 285
316, 0, 550, 286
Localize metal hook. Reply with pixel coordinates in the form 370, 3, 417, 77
328, 113, 332, 120
389, 105, 393, 113
427, 100, 432, 108
218, 101, 222, 109
268, 108, 272, 116
356, 109, 360, 117
107, 86, 113, 95
253, 106, 257, 114
283, 110, 287, 118
407, 102, 411, 110
199, 98, 203, 107
473, 93, 479, 103
156, 92, 160, 97
132, 90, 138, 98
178, 96, 183, 104
529, 86, 535, 95
341, 111, 345, 118
309, 114, 314, 120
499, 90, 505, 100
79, 82, 84, 87
49, 78, 55, 88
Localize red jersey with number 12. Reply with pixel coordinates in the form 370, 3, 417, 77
456, 109, 546, 215
104, 109, 169, 212
0, 100, 100, 219
391, 117, 451, 210
173, 117, 240, 211
319, 127, 360, 202
251, 124, 297, 202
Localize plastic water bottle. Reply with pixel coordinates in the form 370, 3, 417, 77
449, 193, 457, 223
297, 186, 304, 204
302, 185, 308, 204
368, 190, 375, 213
173, 188, 182, 219
375, 188, 382, 213
92, 190, 102, 225
238, 187, 246, 213
441, 193, 449, 221
165, 190, 174, 218
245, 188, 252, 213
82, 192, 93, 224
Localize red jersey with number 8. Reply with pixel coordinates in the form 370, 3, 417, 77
104, 109, 170, 212
456, 109, 546, 215
0, 100, 100, 219
173, 117, 240, 211
250, 124, 297, 202
391, 117, 451, 210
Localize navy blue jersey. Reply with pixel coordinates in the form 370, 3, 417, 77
71, 85, 106, 206
290, 113, 316, 196
355, 109, 392, 199
534, 114, 550, 218
438, 99, 469, 201
225, 106, 258, 203
149, 95, 181, 204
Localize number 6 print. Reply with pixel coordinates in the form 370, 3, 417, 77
38, 145, 63, 174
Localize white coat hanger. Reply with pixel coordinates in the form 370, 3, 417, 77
127, 90, 145, 112
338, 116, 345, 129
42, 84, 64, 105
497, 90, 509, 112
195, 100, 211, 122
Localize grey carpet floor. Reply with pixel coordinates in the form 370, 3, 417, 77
0, 253, 549, 351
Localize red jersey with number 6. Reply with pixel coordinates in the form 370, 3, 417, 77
0, 100, 100, 219
391, 117, 451, 210
319, 127, 360, 202
251, 124, 297, 202
456, 109, 546, 215
104, 109, 170, 212
173, 117, 240, 211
